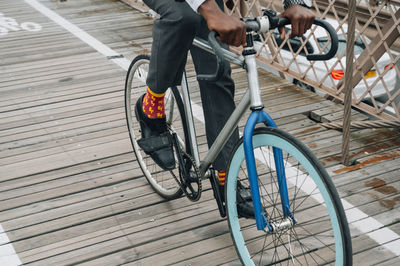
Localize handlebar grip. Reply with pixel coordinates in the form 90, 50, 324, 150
277, 17, 338, 61
197, 31, 226, 82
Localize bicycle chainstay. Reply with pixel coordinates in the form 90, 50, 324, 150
170, 133, 202, 202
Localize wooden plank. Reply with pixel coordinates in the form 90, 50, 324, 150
19, 199, 218, 264
0, 138, 131, 181
11, 188, 215, 253
62, 219, 232, 265
0, 108, 123, 145
0, 153, 136, 194
0, 128, 127, 166
376, 256, 400, 266
303, 128, 400, 165
0, 95, 123, 131
0, 88, 124, 123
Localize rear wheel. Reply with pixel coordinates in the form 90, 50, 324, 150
226, 127, 352, 265
125, 54, 189, 199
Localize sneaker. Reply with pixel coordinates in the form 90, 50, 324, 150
213, 178, 255, 219
236, 181, 256, 219
135, 94, 175, 170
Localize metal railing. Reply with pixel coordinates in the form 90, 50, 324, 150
224, 0, 399, 164
225, 0, 399, 122
121, 0, 399, 121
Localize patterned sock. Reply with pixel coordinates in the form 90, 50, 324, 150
142, 87, 165, 119
217, 170, 226, 186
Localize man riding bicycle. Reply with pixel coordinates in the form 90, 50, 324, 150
135, 0, 314, 217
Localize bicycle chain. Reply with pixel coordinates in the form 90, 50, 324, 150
170, 150, 202, 202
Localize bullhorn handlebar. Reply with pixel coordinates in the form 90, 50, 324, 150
197, 11, 338, 82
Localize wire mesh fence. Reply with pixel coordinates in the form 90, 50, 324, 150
224, 0, 400, 121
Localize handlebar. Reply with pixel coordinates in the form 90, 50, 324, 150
196, 31, 227, 82
197, 12, 339, 82
274, 17, 338, 61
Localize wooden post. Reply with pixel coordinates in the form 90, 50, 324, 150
342, 0, 356, 166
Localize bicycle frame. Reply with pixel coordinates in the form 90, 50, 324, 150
180, 35, 293, 232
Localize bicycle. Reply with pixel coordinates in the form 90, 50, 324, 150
125, 10, 352, 265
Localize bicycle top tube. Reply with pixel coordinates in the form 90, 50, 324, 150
192, 38, 245, 68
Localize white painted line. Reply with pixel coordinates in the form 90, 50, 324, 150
0, 225, 21, 266
383, 239, 400, 256
24, 0, 131, 71
341, 200, 400, 256
22, 0, 400, 259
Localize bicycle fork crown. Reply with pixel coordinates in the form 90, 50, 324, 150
243, 110, 296, 232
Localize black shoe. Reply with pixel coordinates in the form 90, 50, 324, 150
212, 177, 256, 219
237, 181, 256, 219
135, 95, 175, 170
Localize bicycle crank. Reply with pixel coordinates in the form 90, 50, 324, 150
171, 133, 202, 201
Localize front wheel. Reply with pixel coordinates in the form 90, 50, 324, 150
225, 127, 352, 265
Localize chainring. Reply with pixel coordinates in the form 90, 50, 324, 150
174, 151, 202, 202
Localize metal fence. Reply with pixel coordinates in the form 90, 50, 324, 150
225, 0, 400, 121
123, 1, 399, 121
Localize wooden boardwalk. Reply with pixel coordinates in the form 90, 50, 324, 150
1, 0, 399, 265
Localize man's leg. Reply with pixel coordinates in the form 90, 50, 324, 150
141, 0, 253, 218
144, 0, 201, 93
189, 0, 238, 215
190, 1, 254, 218
138, 0, 201, 170
189, 0, 239, 175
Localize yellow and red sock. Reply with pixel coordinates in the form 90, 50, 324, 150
142, 87, 165, 119
217, 170, 226, 186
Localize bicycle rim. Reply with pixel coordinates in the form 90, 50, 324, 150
125, 54, 186, 199
226, 127, 352, 265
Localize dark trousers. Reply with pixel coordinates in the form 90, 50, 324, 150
143, 0, 239, 171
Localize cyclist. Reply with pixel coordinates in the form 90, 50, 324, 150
135, 0, 314, 217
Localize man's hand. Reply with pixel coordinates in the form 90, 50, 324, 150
278, 4, 314, 39
198, 0, 246, 47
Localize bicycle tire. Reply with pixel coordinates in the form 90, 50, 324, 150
225, 127, 352, 265
125, 54, 188, 199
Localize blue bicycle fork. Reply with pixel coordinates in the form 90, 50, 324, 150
242, 33, 295, 231
243, 110, 295, 231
